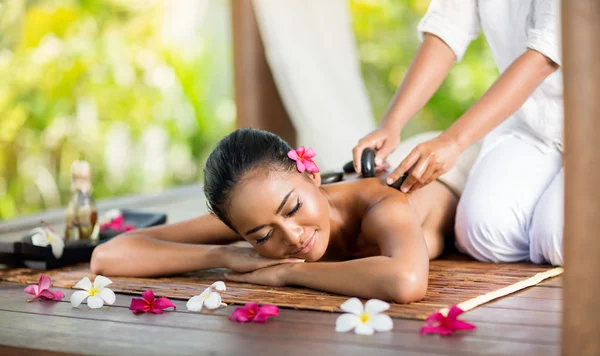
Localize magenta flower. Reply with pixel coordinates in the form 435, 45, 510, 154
288, 146, 320, 173
129, 289, 176, 314
100, 215, 134, 233
420, 305, 476, 336
229, 303, 279, 323
24, 274, 65, 302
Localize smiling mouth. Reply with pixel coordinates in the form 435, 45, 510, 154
293, 231, 317, 255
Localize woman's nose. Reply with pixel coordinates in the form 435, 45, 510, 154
281, 223, 303, 246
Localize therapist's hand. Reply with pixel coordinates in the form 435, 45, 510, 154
352, 127, 401, 174
387, 134, 462, 193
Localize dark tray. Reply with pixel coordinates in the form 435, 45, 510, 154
0, 209, 167, 270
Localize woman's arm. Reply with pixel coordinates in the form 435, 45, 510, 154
91, 213, 302, 277
445, 49, 559, 148
352, 33, 455, 170
381, 33, 456, 133
388, 48, 560, 192
226, 197, 430, 303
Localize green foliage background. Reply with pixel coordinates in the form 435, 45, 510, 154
0, 0, 497, 220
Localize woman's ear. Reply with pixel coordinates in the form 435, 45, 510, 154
309, 172, 321, 186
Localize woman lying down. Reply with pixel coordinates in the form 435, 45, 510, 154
91, 128, 480, 303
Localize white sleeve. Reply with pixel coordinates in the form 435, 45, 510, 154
417, 0, 480, 62
526, 0, 561, 66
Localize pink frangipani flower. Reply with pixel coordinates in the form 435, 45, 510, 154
100, 215, 134, 233
420, 305, 476, 336
24, 274, 65, 302
287, 146, 320, 173
129, 289, 176, 314
229, 302, 279, 323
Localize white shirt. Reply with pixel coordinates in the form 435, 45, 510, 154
417, 0, 563, 152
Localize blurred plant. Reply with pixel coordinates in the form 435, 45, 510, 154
0, 0, 234, 220
1, 0, 498, 220
350, 0, 498, 137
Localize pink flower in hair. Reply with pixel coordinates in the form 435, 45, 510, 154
287, 146, 320, 173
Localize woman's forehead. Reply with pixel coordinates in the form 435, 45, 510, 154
228, 172, 299, 222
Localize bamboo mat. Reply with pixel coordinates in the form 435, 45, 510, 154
0, 255, 562, 320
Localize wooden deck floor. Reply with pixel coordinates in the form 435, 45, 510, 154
0, 185, 563, 355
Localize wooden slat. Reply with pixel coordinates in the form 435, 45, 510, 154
0, 345, 79, 356
0, 310, 438, 356
0, 283, 561, 350
562, 1, 600, 355
512, 286, 562, 300
538, 276, 563, 288
484, 296, 561, 312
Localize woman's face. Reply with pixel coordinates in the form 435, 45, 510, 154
227, 169, 331, 261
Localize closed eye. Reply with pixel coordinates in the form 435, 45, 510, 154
286, 198, 302, 217
256, 230, 272, 245
256, 198, 302, 245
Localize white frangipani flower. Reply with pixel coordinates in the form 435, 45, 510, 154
70, 276, 116, 309
30, 227, 65, 259
335, 298, 394, 335
186, 281, 227, 312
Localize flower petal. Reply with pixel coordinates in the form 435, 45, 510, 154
287, 150, 299, 160
153, 297, 176, 311
142, 290, 155, 303
186, 295, 205, 312
354, 323, 375, 335
365, 299, 390, 315
229, 307, 253, 322
371, 314, 394, 332
129, 298, 149, 314
74, 277, 93, 292
447, 305, 464, 321
100, 288, 116, 305
204, 292, 222, 310
38, 275, 52, 291
340, 297, 364, 315
93, 275, 113, 290
303, 147, 316, 159
303, 160, 320, 173
211, 281, 226, 292
24, 285, 39, 296
253, 305, 279, 323
450, 320, 476, 331
87, 295, 104, 309
31, 231, 49, 247
51, 290, 65, 301
335, 313, 359, 332
296, 160, 306, 173
70, 290, 89, 307
50, 238, 64, 259
296, 146, 306, 156
37, 289, 61, 300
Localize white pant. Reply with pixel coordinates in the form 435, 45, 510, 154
455, 134, 564, 265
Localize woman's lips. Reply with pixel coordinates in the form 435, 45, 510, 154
295, 232, 317, 255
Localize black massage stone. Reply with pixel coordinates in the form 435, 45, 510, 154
361, 149, 376, 178
342, 161, 355, 173
321, 171, 344, 184
387, 172, 409, 190
337, 149, 408, 190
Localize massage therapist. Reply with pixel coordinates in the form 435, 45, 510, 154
352, 0, 564, 266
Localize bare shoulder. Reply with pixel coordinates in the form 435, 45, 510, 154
345, 179, 420, 243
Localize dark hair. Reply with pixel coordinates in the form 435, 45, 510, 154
203, 128, 296, 230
